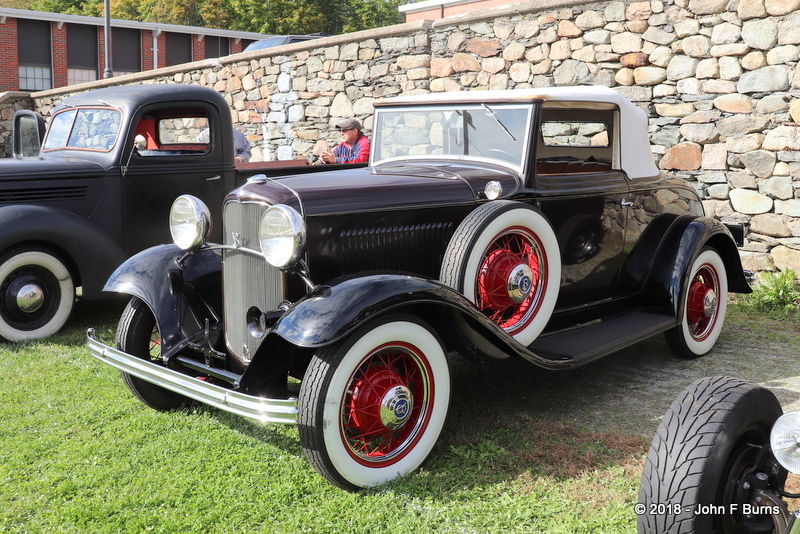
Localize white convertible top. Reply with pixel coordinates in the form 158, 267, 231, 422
374, 86, 659, 180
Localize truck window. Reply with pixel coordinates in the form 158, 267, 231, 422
135, 114, 210, 155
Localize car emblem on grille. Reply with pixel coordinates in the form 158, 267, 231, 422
232, 232, 243, 248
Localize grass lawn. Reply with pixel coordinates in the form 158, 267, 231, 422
1, 298, 797, 534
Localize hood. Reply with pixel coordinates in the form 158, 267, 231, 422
0, 154, 106, 181
230, 162, 520, 216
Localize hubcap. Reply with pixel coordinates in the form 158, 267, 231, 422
14, 282, 44, 313
379, 385, 413, 430
507, 263, 533, 304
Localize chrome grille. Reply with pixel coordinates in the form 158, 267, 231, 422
223, 200, 283, 363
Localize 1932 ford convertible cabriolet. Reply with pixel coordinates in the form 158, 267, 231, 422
87, 86, 750, 489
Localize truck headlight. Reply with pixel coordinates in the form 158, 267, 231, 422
770, 412, 800, 474
259, 204, 305, 268
169, 195, 212, 250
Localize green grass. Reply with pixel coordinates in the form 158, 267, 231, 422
2, 299, 798, 533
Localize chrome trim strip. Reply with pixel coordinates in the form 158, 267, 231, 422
86, 329, 297, 424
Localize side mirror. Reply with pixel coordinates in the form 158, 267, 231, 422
122, 135, 148, 177
12, 110, 46, 158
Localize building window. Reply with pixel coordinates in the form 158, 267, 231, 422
18, 19, 52, 91
67, 24, 98, 85
112, 27, 141, 75
204, 36, 229, 58
166, 32, 192, 66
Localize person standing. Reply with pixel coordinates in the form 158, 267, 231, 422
320, 119, 370, 164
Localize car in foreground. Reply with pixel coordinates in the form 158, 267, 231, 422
87, 86, 750, 490
638, 376, 800, 533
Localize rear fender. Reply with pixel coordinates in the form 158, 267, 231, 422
103, 244, 223, 356
643, 217, 750, 317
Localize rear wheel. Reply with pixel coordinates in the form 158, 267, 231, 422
117, 297, 191, 411
665, 248, 728, 358
298, 315, 450, 490
0, 248, 75, 341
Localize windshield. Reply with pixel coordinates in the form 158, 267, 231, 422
371, 103, 533, 172
42, 107, 121, 152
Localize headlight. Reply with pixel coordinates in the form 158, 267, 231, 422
169, 195, 212, 250
770, 412, 800, 474
258, 204, 306, 268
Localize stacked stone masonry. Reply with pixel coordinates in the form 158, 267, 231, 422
3, 0, 800, 278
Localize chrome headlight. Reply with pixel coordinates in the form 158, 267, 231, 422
258, 204, 306, 268
169, 195, 212, 250
771, 412, 800, 474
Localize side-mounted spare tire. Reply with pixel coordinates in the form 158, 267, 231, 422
439, 200, 561, 347
638, 376, 785, 534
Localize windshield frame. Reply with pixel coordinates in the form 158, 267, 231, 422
370, 102, 535, 175
42, 106, 122, 153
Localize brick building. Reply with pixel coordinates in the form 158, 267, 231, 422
399, 0, 536, 22
0, 7, 269, 92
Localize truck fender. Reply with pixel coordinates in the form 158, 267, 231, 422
643, 217, 750, 318
103, 244, 222, 355
0, 204, 128, 300
252, 273, 571, 372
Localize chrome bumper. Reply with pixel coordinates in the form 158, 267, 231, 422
86, 329, 297, 424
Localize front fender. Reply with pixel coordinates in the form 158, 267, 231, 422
0, 204, 128, 299
254, 272, 571, 371
104, 244, 222, 355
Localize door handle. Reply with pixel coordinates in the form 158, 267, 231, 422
206, 175, 221, 181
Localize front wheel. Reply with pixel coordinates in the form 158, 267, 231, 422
0, 248, 75, 341
298, 315, 450, 490
665, 248, 728, 358
117, 297, 191, 411
638, 376, 785, 534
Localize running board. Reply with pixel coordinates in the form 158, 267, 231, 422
530, 310, 676, 367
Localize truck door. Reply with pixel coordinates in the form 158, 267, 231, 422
121, 105, 232, 254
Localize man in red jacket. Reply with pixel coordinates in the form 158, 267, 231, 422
320, 118, 370, 164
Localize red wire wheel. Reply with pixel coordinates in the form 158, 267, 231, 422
474, 226, 547, 336
685, 262, 720, 342
340, 341, 433, 466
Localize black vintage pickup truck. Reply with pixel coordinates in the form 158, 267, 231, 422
1, 83, 322, 341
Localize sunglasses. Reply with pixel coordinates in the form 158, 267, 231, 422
339, 128, 354, 133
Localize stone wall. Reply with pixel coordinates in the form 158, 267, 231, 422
8, 0, 800, 278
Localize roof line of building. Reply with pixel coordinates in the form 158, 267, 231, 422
0, 6, 270, 40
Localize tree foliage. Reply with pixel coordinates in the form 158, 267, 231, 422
13, 0, 404, 34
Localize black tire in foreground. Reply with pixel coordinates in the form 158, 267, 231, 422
117, 297, 191, 411
298, 314, 450, 490
638, 376, 785, 534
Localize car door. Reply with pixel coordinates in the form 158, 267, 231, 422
121, 104, 231, 254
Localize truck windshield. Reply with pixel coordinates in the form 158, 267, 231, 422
371, 103, 533, 172
42, 107, 121, 152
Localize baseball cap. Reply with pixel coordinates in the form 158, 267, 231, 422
336, 118, 362, 130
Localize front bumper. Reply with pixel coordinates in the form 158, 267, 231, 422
86, 329, 298, 424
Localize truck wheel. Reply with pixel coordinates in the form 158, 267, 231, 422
638, 376, 784, 534
440, 201, 560, 346
298, 315, 450, 490
665, 248, 728, 358
0, 248, 75, 341
117, 297, 191, 411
